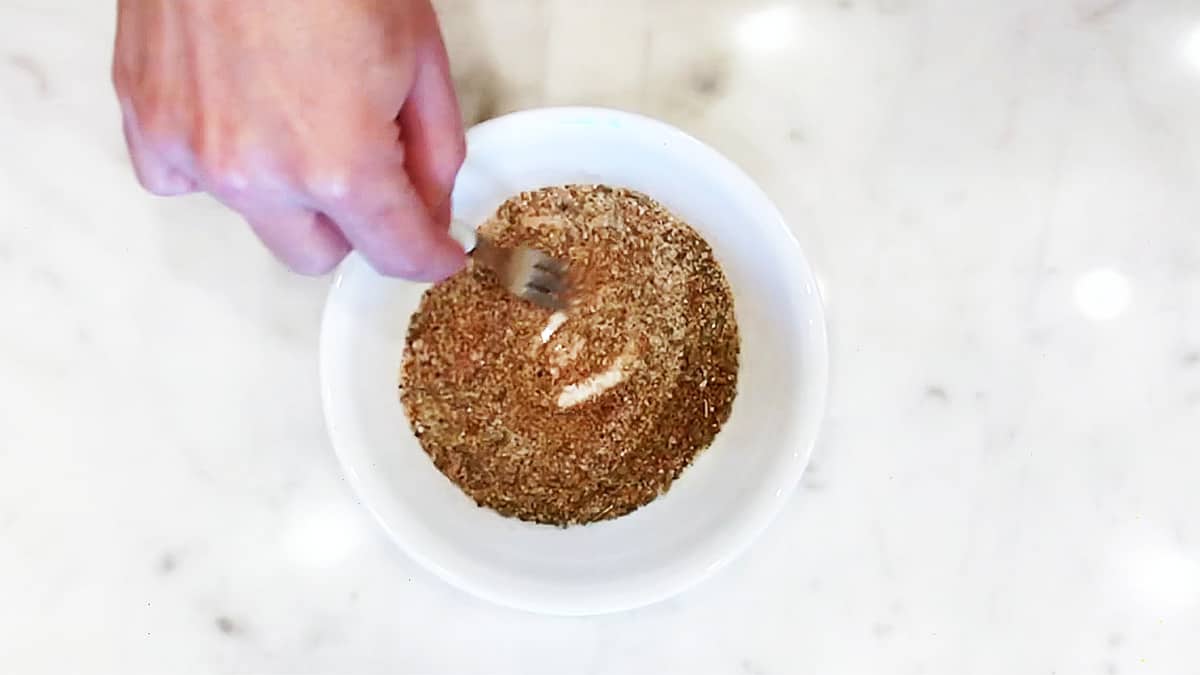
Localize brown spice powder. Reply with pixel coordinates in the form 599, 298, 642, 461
399, 185, 739, 526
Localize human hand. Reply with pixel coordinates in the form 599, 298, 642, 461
112, 0, 466, 280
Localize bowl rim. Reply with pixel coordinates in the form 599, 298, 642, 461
320, 106, 829, 614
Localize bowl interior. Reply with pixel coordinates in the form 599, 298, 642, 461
321, 108, 827, 615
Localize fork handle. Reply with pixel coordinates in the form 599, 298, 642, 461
449, 219, 479, 254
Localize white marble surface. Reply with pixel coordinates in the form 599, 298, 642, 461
2, 0, 1199, 672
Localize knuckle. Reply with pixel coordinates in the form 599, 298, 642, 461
197, 147, 250, 197
302, 163, 354, 205
133, 170, 164, 194
126, 147, 193, 196
207, 164, 251, 196
138, 172, 182, 196
301, 140, 383, 206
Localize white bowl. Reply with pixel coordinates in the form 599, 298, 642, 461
320, 107, 828, 615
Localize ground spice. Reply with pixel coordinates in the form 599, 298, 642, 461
399, 185, 739, 526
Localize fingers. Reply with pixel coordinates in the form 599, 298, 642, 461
243, 206, 351, 275
397, 11, 466, 222
113, 0, 468, 282
120, 116, 197, 196
320, 164, 465, 281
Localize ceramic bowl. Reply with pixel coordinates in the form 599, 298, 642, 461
320, 107, 827, 615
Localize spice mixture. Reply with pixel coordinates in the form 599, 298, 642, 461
400, 185, 739, 526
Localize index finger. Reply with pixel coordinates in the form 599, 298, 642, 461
319, 162, 466, 281
398, 5, 466, 223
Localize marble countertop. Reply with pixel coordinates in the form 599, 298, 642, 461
2, 0, 1199, 672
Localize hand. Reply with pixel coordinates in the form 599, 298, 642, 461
112, 0, 466, 280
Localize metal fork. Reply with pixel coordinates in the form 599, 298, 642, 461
450, 220, 570, 310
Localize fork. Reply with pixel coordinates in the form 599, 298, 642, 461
450, 220, 570, 310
